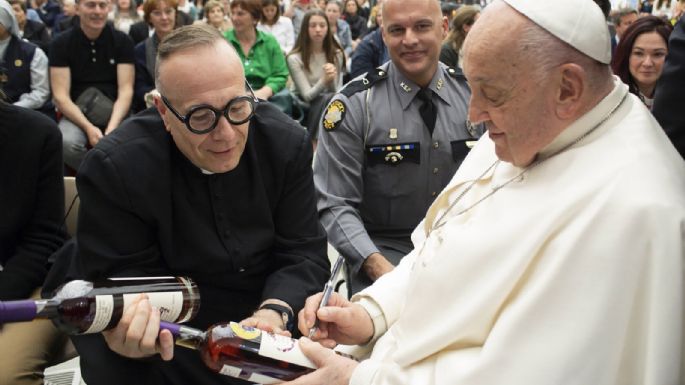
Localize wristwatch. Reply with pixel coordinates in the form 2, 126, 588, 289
259, 303, 294, 332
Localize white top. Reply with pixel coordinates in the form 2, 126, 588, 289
258, 16, 295, 54
286, 50, 343, 103
350, 77, 685, 385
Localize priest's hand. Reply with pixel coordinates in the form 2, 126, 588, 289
280, 338, 358, 385
241, 308, 291, 337
102, 294, 175, 361
298, 292, 374, 348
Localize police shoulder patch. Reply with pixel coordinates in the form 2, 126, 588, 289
322, 99, 347, 131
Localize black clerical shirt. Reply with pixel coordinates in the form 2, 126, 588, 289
70, 103, 329, 385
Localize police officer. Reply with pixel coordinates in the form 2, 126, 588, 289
314, 0, 482, 294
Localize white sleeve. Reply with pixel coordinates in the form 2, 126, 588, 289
14, 47, 50, 110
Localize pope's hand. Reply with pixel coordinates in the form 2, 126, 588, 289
298, 292, 374, 348
279, 338, 358, 385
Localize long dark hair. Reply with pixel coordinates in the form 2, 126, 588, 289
444, 6, 479, 53
287, 9, 345, 72
260, 0, 281, 26
611, 16, 672, 97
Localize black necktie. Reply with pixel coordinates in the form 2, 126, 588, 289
417, 88, 437, 136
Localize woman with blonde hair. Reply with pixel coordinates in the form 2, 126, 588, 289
439, 5, 479, 69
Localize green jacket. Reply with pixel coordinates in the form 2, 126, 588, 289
225, 29, 289, 94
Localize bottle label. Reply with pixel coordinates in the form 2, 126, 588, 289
219, 364, 243, 378
258, 331, 316, 369
84, 295, 115, 333
123, 292, 184, 322
219, 364, 280, 385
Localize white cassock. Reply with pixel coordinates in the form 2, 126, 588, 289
348, 78, 685, 385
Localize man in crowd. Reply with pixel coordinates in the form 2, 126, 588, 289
51, 24, 329, 384
9, 0, 50, 53
291, 0, 685, 383
49, 0, 134, 171
611, 7, 638, 54
314, 0, 480, 294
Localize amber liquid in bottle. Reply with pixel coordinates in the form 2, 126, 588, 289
163, 321, 315, 384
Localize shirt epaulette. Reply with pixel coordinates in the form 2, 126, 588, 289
340, 67, 389, 98
446, 66, 466, 80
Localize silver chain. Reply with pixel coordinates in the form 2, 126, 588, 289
428, 91, 628, 236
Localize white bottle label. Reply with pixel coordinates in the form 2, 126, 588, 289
258, 333, 316, 369
246, 372, 281, 384
122, 291, 183, 322
84, 295, 115, 333
219, 364, 243, 377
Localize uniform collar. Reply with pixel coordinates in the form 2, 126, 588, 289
390, 62, 453, 111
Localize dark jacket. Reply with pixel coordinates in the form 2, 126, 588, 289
0, 102, 65, 300
350, 28, 389, 79
21, 19, 51, 53
58, 104, 329, 384
653, 17, 685, 159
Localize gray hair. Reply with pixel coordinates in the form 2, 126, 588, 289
154, 24, 234, 93
612, 7, 637, 26
517, 19, 612, 93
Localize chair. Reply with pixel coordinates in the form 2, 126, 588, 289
63, 177, 80, 237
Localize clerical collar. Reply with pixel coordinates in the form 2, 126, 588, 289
537, 76, 629, 161
201, 168, 214, 175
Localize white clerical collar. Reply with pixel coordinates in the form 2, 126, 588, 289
200, 168, 214, 175
537, 76, 629, 160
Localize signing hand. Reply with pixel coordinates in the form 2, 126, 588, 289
298, 292, 374, 348
102, 294, 175, 361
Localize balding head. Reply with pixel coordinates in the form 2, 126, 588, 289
155, 24, 244, 95
465, 1, 612, 95
380, 0, 447, 87
462, 0, 614, 167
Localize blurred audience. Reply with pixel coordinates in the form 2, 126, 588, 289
133, 0, 176, 111
612, 7, 638, 54
287, 8, 344, 138
349, 0, 387, 78
227, 0, 291, 113
1, 0, 51, 115
341, 0, 365, 49
257, 0, 294, 54
9, 0, 50, 52
108, 0, 142, 33
439, 5, 478, 68
49, 0, 134, 171
325, 0, 351, 56
195, 0, 232, 33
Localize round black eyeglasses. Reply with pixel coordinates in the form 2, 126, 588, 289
160, 82, 259, 135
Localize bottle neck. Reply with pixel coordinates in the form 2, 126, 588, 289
160, 321, 206, 350
0, 299, 58, 323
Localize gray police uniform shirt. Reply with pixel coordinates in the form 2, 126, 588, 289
314, 60, 482, 293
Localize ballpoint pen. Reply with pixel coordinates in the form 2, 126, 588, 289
308, 254, 345, 338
